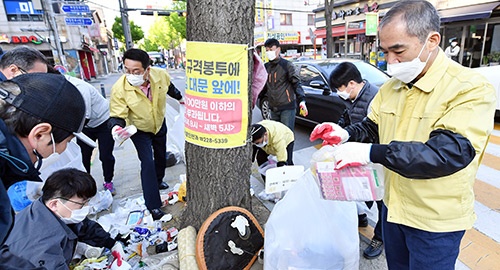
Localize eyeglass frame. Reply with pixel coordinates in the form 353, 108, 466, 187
56, 197, 90, 208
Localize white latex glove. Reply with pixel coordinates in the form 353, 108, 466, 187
309, 122, 349, 145
111, 242, 126, 261
112, 125, 137, 145
299, 101, 308, 117
332, 142, 372, 170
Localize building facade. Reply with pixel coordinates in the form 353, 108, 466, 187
311, 0, 500, 68
254, 0, 322, 60
0, 0, 116, 80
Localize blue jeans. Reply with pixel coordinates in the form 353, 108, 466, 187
270, 109, 296, 132
381, 204, 465, 270
78, 119, 115, 182
130, 120, 167, 210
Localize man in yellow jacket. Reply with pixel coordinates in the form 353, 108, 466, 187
251, 120, 294, 168
109, 48, 184, 220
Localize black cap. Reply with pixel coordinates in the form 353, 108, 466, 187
0, 73, 95, 147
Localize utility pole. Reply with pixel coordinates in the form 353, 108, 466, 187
119, 0, 133, 50
42, 0, 67, 66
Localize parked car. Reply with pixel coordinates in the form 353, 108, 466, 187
257, 58, 390, 127
473, 65, 500, 119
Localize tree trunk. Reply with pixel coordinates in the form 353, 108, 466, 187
325, 0, 335, 58
181, 0, 255, 230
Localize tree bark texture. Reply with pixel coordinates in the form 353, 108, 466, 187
181, 0, 256, 230
325, 0, 335, 58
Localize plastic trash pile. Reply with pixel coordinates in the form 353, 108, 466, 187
71, 183, 185, 269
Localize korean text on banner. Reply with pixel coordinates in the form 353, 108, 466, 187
185, 41, 249, 148
365, 12, 379, 36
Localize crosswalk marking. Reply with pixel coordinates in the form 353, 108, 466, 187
459, 130, 500, 269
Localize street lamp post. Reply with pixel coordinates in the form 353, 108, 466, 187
119, 0, 133, 50
43, 0, 67, 66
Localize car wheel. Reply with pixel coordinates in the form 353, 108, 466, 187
260, 98, 271, 120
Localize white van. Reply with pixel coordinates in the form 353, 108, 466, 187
474, 65, 500, 118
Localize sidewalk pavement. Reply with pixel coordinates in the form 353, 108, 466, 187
87, 72, 388, 269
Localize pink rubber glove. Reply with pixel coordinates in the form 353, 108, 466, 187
310, 122, 349, 145
309, 122, 334, 142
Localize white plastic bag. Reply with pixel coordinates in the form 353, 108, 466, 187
264, 169, 359, 270
166, 103, 185, 164
88, 190, 113, 215
39, 139, 86, 180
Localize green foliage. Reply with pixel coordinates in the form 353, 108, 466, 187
144, 1, 186, 50
111, 16, 145, 45
488, 51, 500, 62
140, 38, 161, 51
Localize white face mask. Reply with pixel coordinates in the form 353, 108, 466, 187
35, 133, 61, 171
387, 38, 432, 84
451, 42, 458, 47
126, 73, 145, 86
266, 50, 277, 61
58, 199, 90, 224
337, 87, 352, 100
255, 140, 268, 148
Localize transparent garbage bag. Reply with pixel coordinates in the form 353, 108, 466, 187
264, 169, 359, 270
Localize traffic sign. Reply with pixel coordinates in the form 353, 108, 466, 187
64, 17, 93, 26
61, 4, 90, 14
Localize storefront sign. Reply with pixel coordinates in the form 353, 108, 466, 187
185, 41, 248, 148
365, 12, 378, 36
254, 31, 300, 46
332, 2, 378, 21
267, 31, 300, 44
1, 34, 43, 44
4, 0, 42, 15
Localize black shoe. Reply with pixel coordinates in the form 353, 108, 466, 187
159, 182, 169, 190
358, 214, 368, 227
150, 208, 165, 220
363, 238, 383, 259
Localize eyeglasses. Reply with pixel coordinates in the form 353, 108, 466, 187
123, 68, 146, 76
17, 66, 27, 75
56, 197, 90, 207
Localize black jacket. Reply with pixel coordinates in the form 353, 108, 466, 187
264, 57, 305, 111
345, 118, 475, 179
0, 119, 45, 269
338, 80, 378, 127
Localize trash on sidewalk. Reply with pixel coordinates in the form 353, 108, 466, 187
69, 193, 181, 269
264, 169, 359, 270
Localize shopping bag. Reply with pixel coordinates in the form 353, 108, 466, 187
264, 169, 359, 270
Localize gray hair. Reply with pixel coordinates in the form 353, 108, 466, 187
379, 0, 440, 43
0, 45, 48, 71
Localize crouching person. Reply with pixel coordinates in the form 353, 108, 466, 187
4, 168, 125, 269
251, 120, 295, 172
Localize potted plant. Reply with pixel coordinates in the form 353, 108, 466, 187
487, 51, 500, 65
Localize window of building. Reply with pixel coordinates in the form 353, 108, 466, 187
308, 14, 315, 25
280, 13, 292, 25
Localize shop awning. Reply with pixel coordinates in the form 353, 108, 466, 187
439, 2, 499, 23
308, 25, 366, 40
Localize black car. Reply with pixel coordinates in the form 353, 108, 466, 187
258, 58, 390, 127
